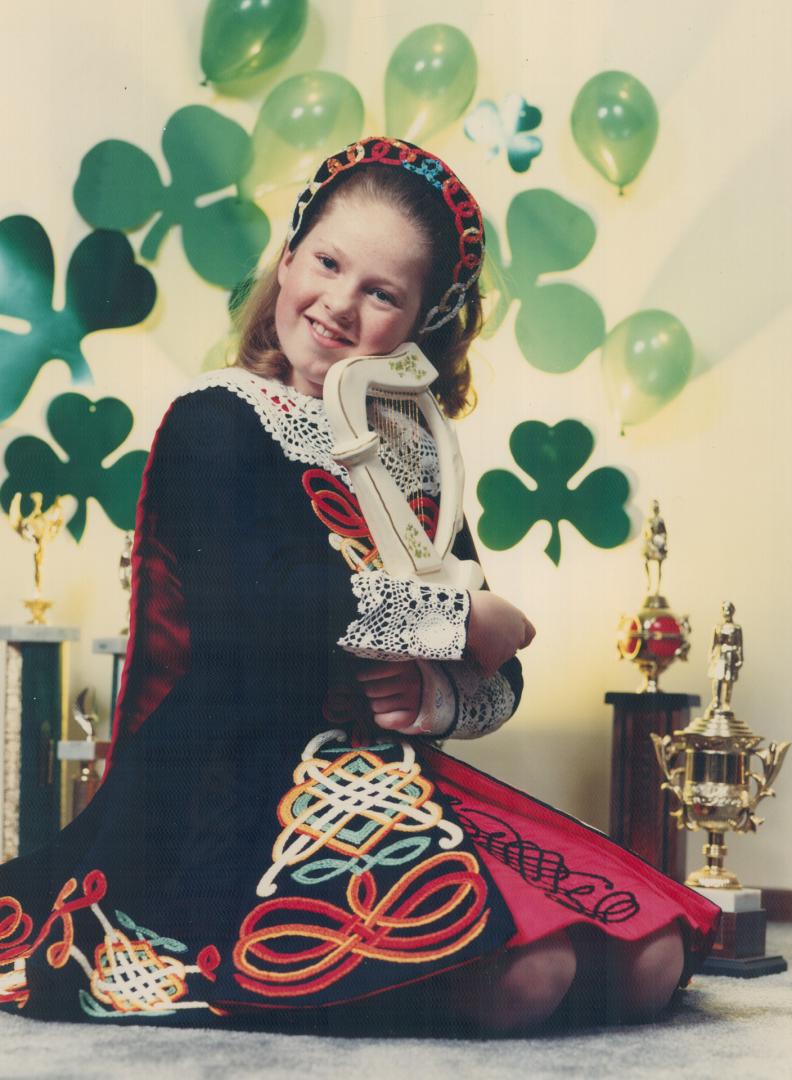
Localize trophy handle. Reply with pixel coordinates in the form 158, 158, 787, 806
747, 741, 790, 816
650, 733, 686, 820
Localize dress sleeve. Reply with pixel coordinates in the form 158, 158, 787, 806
150, 388, 362, 670
337, 499, 524, 737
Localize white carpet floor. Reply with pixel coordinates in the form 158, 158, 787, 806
1, 924, 790, 1080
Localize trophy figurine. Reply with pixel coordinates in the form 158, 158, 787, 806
71, 688, 102, 818
652, 603, 789, 975
616, 500, 691, 691
119, 531, 133, 634
8, 491, 65, 625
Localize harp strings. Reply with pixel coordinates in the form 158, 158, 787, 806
368, 388, 425, 530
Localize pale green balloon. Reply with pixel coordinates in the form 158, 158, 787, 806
571, 71, 658, 191
602, 310, 693, 427
200, 0, 308, 84
385, 24, 477, 142
242, 71, 364, 196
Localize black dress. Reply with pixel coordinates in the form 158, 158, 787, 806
0, 369, 719, 1025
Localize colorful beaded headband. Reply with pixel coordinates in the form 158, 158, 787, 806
287, 136, 485, 334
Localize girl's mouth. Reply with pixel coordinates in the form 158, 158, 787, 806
306, 316, 352, 346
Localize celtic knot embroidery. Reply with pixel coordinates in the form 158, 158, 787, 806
452, 803, 640, 925
255, 730, 463, 898
235, 850, 489, 999
0, 870, 221, 1018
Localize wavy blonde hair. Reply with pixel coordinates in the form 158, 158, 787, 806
234, 165, 483, 418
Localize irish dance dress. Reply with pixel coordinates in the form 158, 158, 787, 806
0, 368, 720, 1025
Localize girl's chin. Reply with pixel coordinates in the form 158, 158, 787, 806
285, 365, 328, 398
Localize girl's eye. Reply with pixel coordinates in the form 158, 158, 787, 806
371, 288, 396, 306
317, 254, 337, 270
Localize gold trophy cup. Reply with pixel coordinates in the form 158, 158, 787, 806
652, 602, 789, 975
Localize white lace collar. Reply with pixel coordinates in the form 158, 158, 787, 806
180, 366, 440, 497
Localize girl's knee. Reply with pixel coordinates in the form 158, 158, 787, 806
612, 923, 685, 1022
449, 931, 577, 1033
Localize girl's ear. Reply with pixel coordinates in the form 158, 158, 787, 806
277, 246, 295, 287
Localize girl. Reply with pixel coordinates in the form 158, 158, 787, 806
0, 137, 719, 1032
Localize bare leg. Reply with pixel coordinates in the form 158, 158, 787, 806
434, 930, 577, 1034
604, 922, 685, 1022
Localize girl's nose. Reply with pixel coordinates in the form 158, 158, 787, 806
324, 281, 356, 323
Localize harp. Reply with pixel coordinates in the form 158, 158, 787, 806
323, 343, 484, 592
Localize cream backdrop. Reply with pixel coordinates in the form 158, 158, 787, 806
1, 0, 791, 889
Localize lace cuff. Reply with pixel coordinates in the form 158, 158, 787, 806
442, 663, 517, 740
412, 660, 457, 737
337, 570, 470, 661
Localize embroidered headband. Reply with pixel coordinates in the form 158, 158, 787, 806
287, 136, 485, 334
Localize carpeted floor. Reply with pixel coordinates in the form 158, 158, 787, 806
1, 924, 790, 1080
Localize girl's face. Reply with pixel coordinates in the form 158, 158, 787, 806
275, 195, 430, 397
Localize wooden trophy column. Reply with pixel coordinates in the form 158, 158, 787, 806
0, 625, 79, 861
606, 691, 699, 880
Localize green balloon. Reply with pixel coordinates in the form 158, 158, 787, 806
571, 71, 658, 190
385, 24, 477, 142
200, 0, 307, 84
242, 71, 364, 196
601, 310, 693, 427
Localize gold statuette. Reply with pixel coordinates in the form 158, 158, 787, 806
617, 500, 690, 691
8, 491, 65, 625
652, 602, 789, 888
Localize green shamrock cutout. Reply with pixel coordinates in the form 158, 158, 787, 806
0, 393, 148, 542
0, 216, 156, 423
74, 105, 270, 289
477, 420, 630, 565
481, 190, 605, 373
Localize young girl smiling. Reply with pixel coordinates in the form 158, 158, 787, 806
0, 137, 719, 1032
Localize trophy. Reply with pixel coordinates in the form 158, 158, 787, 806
8, 491, 65, 625
70, 688, 102, 817
616, 500, 691, 691
119, 531, 133, 634
652, 602, 789, 975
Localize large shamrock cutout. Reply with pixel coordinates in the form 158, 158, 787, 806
477, 420, 630, 565
0, 393, 148, 542
481, 190, 605, 373
0, 217, 156, 423
74, 105, 270, 289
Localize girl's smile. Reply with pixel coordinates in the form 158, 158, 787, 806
275, 195, 431, 397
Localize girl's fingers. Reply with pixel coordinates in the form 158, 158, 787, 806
358, 676, 413, 699
354, 661, 412, 682
368, 694, 414, 715
372, 710, 419, 730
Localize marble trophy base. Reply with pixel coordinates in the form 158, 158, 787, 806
696, 887, 788, 977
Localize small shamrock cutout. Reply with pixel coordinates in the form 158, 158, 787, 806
0, 393, 148, 542
477, 420, 630, 565
74, 105, 270, 289
0, 217, 156, 423
464, 94, 543, 172
481, 190, 605, 373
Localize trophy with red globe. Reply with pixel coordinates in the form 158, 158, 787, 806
616, 500, 691, 691
607, 501, 696, 881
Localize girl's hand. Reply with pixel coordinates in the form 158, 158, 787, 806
466, 591, 536, 677
354, 659, 423, 732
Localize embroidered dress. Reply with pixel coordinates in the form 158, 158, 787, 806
0, 370, 719, 1025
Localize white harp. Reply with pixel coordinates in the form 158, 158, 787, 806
323, 344, 484, 592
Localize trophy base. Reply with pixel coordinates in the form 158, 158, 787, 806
701, 954, 788, 978
686, 866, 742, 889
694, 894, 788, 978
23, 598, 52, 626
